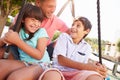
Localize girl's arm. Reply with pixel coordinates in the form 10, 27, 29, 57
58, 55, 107, 78
4, 30, 48, 60
16, 37, 48, 60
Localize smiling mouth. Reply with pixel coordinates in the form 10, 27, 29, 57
30, 25, 38, 30
71, 30, 76, 33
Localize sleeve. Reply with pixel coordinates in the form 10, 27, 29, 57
37, 28, 49, 39
55, 16, 69, 32
53, 33, 68, 58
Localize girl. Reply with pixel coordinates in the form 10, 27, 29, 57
52, 17, 107, 80
0, 3, 62, 80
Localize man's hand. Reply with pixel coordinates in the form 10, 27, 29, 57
4, 30, 20, 45
0, 47, 5, 59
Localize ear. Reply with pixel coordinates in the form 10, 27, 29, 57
85, 29, 90, 35
35, 0, 41, 7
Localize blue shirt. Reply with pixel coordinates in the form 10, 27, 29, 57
18, 28, 50, 63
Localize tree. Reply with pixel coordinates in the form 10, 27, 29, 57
0, 0, 34, 36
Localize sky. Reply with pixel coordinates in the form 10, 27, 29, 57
54, 0, 120, 43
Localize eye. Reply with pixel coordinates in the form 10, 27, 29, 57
77, 24, 81, 28
72, 22, 77, 26
30, 18, 34, 21
72, 23, 75, 26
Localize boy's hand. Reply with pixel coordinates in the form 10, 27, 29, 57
86, 61, 107, 78
95, 62, 107, 78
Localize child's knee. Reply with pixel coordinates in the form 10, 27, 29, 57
86, 75, 103, 80
41, 70, 62, 80
7, 72, 21, 80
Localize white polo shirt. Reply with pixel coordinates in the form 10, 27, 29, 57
52, 33, 92, 71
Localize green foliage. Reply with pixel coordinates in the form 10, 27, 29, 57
85, 37, 109, 53
52, 31, 61, 41
6, 18, 11, 26
10, 0, 35, 16
11, 9, 19, 17
0, 0, 35, 36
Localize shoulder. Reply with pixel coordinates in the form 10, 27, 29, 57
52, 15, 66, 24
83, 40, 91, 45
35, 28, 48, 38
81, 39, 92, 50
59, 33, 69, 38
58, 33, 71, 41
49, 15, 68, 31
36, 28, 47, 33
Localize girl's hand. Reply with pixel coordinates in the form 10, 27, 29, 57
4, 30, 20, 45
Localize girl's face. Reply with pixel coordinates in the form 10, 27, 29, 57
70, 20, 89, 39
23, 17, 41, 34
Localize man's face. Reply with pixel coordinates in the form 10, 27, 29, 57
36, 0, 56, 18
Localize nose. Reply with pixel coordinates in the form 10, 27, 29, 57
72, 25, 76, 29
34, 20, 40, 27
71, 25, 76, 32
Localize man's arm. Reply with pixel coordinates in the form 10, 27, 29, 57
0, 38, 5, 47
0, 38, 6, 59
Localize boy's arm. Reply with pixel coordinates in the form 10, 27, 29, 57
58, 55, 107, 78
58, 55, 87, 70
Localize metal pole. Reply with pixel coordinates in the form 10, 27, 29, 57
71, 0, 75, 18
97, 0, 102, 64
57, 0, 70, 17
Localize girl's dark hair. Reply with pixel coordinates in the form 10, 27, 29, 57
22, 3, 44, 40
12, 3, 44, 40
75, 17, 92, 38
23, 3, 44, 22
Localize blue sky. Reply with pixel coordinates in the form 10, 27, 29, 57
54, 0, 120, 43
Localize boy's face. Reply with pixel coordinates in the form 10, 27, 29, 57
70, 20, 89, 39
36, 0, 56, 18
